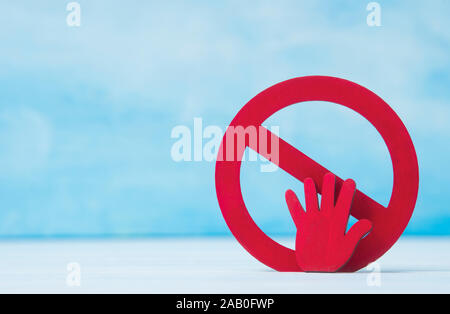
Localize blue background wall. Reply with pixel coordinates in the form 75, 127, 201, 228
0, 0, 449, 237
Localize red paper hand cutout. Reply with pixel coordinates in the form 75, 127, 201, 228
286, 173, 373, 272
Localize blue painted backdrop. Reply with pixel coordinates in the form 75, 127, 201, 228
0, 0, 449, 237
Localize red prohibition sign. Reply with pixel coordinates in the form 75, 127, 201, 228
215, 76, 419, 272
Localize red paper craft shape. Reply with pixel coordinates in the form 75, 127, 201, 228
286, 173, 372, 272
215, 76, 419, 272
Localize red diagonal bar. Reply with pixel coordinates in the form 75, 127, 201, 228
251, 127, 386, 220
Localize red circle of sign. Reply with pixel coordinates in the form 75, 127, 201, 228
215, 76, 419, 272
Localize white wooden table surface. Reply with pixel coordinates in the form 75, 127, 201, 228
0, 237, 448, 293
